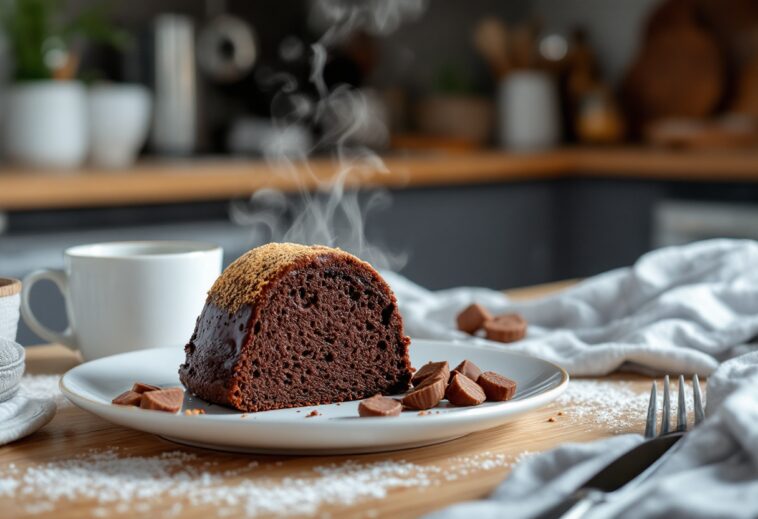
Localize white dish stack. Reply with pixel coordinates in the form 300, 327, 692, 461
0, 278, 24, 402
0, 278, 56, 445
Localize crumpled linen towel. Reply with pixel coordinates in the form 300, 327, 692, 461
384, 239, 758, 376
425, 351, 758, 519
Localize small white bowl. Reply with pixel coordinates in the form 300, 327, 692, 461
0, 278, 21, 341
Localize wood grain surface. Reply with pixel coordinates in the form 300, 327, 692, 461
2, 148, 758, 210
1, 282, 671, 518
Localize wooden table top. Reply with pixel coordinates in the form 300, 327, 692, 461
2, 147, 758, 210
2, 281, 657, 518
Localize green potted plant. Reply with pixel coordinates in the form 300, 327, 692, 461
415, 63, 495, 147
1, 0, 127, 168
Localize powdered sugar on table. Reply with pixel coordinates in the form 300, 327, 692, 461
0, 448, 521, 517
19, 375, 70, 409
552, 379, 700, 432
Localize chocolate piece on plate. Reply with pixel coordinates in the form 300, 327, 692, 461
358, 394, 403, 417
456, 304, 493, 334
139, 388, 185, 413
445, 373, 486, 406
132, 382, 161, 394
483, 313, 527, 343
451, 359, 482, 382
477, 371, 517, 401
402, 376, 446, 410
411, 361, 449, 387
112, 390, 143, 407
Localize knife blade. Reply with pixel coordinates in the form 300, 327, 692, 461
535, 431, 684, 519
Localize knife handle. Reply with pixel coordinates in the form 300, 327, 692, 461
536, 488, 607, 519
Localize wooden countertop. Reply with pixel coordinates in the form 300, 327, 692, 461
2, 280, 663, 518
0, 147, 757, 210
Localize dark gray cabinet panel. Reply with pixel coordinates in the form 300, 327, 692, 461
369, 183, 556, 290
552, 179, 663, 279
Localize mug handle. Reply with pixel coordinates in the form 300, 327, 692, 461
21, 269, 77, 350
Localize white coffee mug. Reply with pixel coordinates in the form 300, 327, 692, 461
21, 241, 222, 360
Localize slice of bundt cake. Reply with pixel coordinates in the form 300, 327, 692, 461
179, 243, 412, 412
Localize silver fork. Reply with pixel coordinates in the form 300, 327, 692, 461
644, 374, 705, 439
551, 374, 706, 519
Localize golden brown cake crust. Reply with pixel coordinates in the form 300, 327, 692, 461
208, 243, 367, 313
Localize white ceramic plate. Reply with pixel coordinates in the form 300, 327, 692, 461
61, 339, 568, 455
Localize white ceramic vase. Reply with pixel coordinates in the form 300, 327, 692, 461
4, 81, 88, 168
88, 84, 152, 168
497, 71, 561, 151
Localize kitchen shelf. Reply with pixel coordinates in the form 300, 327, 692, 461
0, 148, 756, 211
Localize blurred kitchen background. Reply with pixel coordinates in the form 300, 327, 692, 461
1, 0, 758, 345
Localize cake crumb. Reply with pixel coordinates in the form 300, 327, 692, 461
547, 417, 556, 423
240, 414, 248, 419
417, 411, 428, 416
306, 410, 320, 418
557, 411, 564, 416
184, 409, 206, 416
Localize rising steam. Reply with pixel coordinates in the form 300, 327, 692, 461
231, 0, 426, 270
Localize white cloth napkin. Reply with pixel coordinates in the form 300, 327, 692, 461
425, 351, 758, 519
385, 239, 758, 376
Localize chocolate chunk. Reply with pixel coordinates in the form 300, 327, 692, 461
483, 314, 527, 343
446, 373, 486, 406
131, 382, 161, 394
451, 359, 482, 382
411, 361, 450, 387
402, 376, 446, 410
358, 395, 403, 417
477, 371, 517, 401
112, 390, 142, 407
456, 304, 493, 334
139, 388, 184, 413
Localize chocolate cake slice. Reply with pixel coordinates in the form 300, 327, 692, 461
179, 243, 412, 412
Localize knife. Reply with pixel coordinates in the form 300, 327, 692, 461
535, 431, 684, 519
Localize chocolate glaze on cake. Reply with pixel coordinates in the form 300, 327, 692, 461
179, 243, 412, 412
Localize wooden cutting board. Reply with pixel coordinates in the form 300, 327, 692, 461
623, 0, 724, 131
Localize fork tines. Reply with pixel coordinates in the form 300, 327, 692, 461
644, 374, 705, 439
